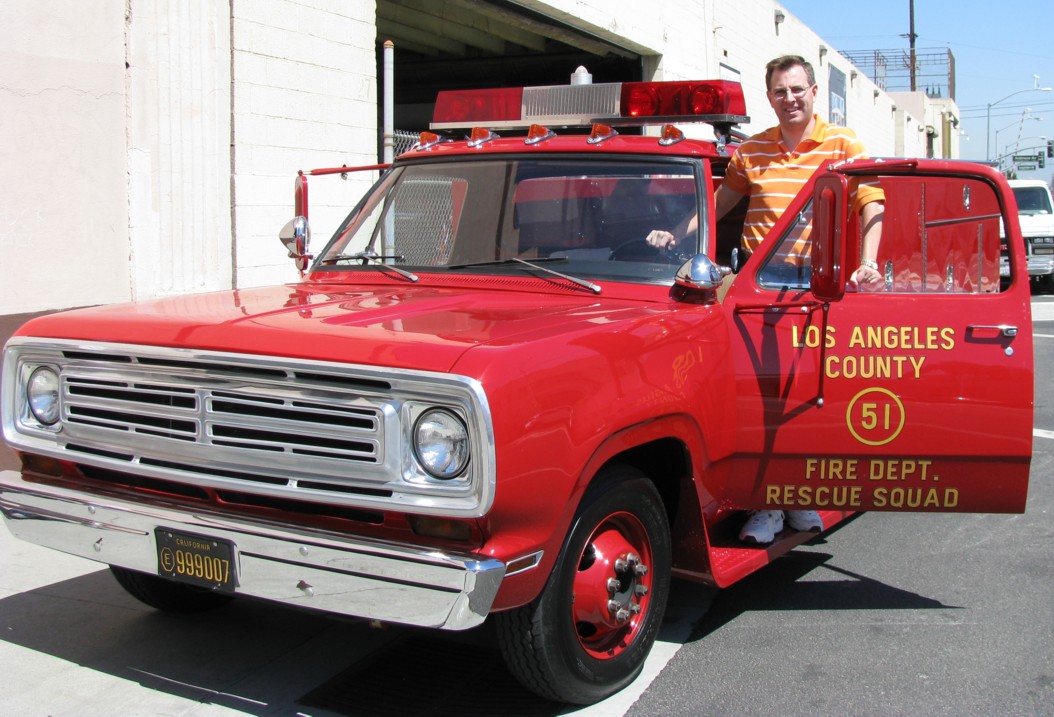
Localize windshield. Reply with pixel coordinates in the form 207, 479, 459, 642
315, 158, 702, 284
1012, 186, 1053, 215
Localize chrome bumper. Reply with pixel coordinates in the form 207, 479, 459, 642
1028, 255, 1054, 277
0, 470, 504, 630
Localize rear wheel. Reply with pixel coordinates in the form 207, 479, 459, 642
496, 464, 671, 704
109, 566, 235, 613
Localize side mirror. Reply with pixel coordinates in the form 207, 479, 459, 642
811, 173, 849, 302
279, 216, 312, 272
672, 254, 732, 304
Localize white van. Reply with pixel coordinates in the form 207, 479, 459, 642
1008, 179, 1054, 291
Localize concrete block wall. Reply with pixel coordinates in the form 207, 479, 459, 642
0, 0, 131, 314
0, 0, 936, 315
231, 0, 378, 289
127, 0, 233, 300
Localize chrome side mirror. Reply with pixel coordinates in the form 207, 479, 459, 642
279, 216, 312, 272
672, 254, 732, 303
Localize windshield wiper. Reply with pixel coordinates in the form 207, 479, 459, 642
449, 257, 600, 294
327, 251, 419, 282
448, 257, 573, 268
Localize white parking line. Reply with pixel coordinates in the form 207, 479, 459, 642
565, 641, 683, 716
1034, 429, 1054, 440
560, 582, 716, 716
1032, 302, 1054, 322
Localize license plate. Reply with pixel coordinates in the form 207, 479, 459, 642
156, 529, 236, 592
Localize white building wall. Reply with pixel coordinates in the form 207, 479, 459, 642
891, 92, 962, 159
231, 0, 378, 289
127, 0, 233, 300
737, 3, 927, 159
513, 0, 709, 81
0, 0, 940, 315
527, 0, 918, 157
0, 0, 131, 314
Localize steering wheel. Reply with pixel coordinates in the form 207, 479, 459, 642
609, 238, 685, 264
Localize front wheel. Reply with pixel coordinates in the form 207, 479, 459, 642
495, 464, 672, 705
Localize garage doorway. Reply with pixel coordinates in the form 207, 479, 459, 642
377, 0, 643, 150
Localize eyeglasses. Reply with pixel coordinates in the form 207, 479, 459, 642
770, 84, 814, 101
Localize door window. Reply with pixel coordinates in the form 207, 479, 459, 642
757, 174, 1003, 294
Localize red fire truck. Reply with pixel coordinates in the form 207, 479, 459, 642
0, 77, 1034, 705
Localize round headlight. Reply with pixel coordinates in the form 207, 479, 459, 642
413, 409, 470, 479
27, 367, 61, 425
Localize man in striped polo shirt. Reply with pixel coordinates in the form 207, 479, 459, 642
735, 55, 886, 543
651, 55, 885, 287
717, 55, 884, 290
650, 54, 886, 544
735, 55, 885, 543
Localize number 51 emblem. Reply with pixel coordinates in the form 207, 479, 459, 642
846, 388, 905, 446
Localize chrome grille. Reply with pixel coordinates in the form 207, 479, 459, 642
62, 375, 381, 462
47, 351, 393, 502
4, 339, 496, 517
205, 392, 378, 460
65, 376, 200, 440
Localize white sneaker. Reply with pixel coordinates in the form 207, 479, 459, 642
786, 509, 823, 532
739, 510, 784, 544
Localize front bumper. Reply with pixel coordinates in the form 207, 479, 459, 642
0, 470, 504, 630
1028, 255, 1054, 277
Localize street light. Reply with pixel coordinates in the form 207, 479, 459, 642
1001, 135, 1049, 173
1002, 135, 1047, 158
994, 111, 1043, 162
986, 82, 1052, 160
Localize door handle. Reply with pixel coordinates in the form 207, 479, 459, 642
968, 324, 1018, 337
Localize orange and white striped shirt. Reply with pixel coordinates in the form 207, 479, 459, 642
723, 115, 884, 252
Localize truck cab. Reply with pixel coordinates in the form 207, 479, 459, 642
1, 77, 1034, 706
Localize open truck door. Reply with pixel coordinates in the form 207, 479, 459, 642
722, 160, 1033, 514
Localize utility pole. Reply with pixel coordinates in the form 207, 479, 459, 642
901, 0, 918, 91
909, 0, 917, 92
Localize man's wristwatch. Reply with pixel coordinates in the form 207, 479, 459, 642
860, 259, 879, 271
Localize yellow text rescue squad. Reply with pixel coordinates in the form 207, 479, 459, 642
765, 457, 960, 509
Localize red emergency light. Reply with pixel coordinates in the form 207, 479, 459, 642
434, 87, 524, 125
621, 81, 745, 119
430, 79, 748, 131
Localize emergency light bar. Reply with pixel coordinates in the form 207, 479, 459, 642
430, 79, 748, 131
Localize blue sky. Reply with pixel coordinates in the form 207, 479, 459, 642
779, 0, 1054, 181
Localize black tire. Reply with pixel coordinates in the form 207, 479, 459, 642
495, 464, 672, 705
109, 566, 235, 613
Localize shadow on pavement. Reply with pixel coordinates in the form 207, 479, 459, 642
689, 542, 963, 643
0, 568, 563, 716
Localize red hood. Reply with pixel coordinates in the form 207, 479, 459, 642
16, 283, 661, 373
